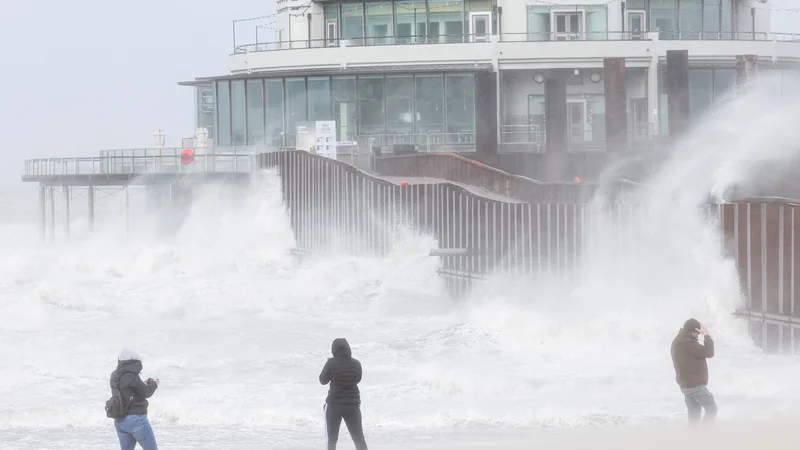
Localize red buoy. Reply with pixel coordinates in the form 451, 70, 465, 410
180, 149, 194, 165
573, 177, 581, 183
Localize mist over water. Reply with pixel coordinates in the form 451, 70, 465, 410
3, 75, 800, 449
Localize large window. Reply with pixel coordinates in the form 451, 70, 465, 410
357, 75, 385, 135
428, 0, 464, 43
658, 67, 740, 132
445, 74, 475, 143
332, 76, 357, 141
265, 79, 284, 149
525, 0, 739, 41
651, 0, 678, 39
650, 0, 736, 39
341, 3, 364, 46
527, 5, 607, 41
325, 0, 499, 46
285, 78, 307, 147
386, 75, 414, 134
308, 77, 332, 121
216, 81, 231, 146
394, 0, 425, 44
213, 72, 476, 150
231, 80, 246, 146
415, 74, 445, 135
366, 2, 393, 45
246, 80, 264, 145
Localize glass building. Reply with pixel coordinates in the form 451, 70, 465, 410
211, 71, 478, 150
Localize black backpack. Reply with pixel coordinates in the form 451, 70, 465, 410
105, 370, 134, 419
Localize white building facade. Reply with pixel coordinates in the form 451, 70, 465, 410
183, 0, 800, 158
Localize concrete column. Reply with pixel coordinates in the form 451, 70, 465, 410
666, 49, 690, 137
39, 184, 46, 242
87, 186, 95, 232
63, 186, 70, 238
736, 54, 758, 95
603, 58, 628, 151
544, 77, 568, 152
48, 187, 55, 242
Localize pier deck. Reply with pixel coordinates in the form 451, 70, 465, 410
22, 154, 256, 186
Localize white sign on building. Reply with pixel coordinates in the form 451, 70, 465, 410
315, 121, 337, 159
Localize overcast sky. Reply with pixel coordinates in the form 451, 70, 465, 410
0, 0, 798, 181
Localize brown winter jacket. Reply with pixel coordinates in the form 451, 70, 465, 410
670, 330, 715, 389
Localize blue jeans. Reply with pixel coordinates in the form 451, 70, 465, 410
681, 385, 718, 426
114, 415, 158, 450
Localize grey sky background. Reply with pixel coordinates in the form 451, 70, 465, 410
0, 0, 798, 182
0, 0, 273, 180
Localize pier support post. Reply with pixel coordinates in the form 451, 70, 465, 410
63, 185, 70, 238
48, 187, 55, 242
736, 54, 758, 95
87, 186, 95, 232
122, 186, 129, 239
603, 57, 628, 151
666, 49, 690, 137
39, 184, 46, 242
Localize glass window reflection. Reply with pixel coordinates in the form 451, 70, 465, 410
216, 80, 231, 146
214, 72, 476, 151
246, 79, 265, 145
265, 79, 284, 149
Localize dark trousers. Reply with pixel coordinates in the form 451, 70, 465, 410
681, 385, 718, 426
324, 403, 367, 450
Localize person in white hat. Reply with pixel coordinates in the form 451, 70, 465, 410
108, 348, 160, 450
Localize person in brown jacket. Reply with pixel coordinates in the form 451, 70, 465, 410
670, 318, 717, 426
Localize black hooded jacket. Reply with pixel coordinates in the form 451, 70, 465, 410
319, 338, 362, 406
110, 359, 159, 416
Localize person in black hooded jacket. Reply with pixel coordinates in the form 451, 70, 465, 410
319, 338, 368, 450
110, 348, 160, 450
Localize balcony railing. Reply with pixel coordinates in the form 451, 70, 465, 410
233, 31, 800, 54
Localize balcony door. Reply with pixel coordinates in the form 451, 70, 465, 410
326, 20, 338, 47
627, 11, 646, 40
552, 11, 583, 40
469, 12, 491, 42
567, 99, 588, 142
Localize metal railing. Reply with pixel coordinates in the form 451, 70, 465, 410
99, 146, 262, 159
22, 154, 256, 178
352, 132, 476, 154
233, 31, 800, 53
501, 31, 800, 42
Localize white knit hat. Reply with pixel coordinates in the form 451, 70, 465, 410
118, 348, 141, 362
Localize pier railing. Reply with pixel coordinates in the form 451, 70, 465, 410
22, 154, 256, 178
